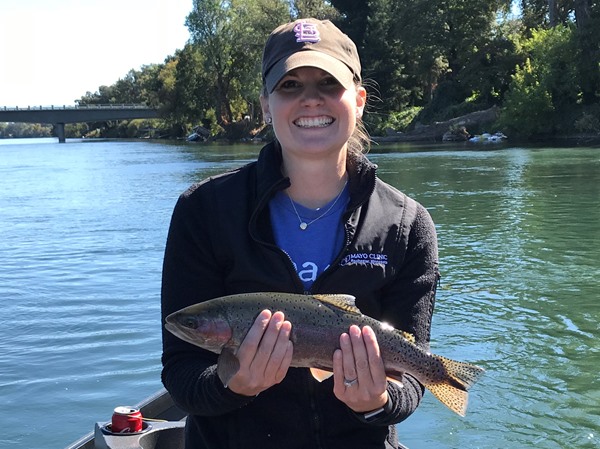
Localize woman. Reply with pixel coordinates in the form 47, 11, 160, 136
161, 18, 440, 449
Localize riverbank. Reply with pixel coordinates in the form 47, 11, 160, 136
371, 132, 600, 146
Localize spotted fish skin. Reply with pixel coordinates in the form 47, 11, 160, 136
165, 292, 485, 416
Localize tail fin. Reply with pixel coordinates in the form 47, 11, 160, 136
423, 357, 485, 417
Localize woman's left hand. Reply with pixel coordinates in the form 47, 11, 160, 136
333, 325, 389, 413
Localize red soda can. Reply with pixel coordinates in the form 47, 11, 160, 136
111, 406, 143, 433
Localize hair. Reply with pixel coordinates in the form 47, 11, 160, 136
261, 80, 371, 157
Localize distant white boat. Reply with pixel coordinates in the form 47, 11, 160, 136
469, 132, 507, 143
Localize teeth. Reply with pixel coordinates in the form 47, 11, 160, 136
294, 116, 333, 128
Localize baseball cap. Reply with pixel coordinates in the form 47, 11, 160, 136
262, 18, 362, 93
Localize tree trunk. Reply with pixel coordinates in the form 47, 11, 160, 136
548, 0, 558, 27
574, 0, 599, 104
573, 0, 591, 29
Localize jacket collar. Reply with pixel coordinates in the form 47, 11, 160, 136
255, 140, 289, 200
255, 140, 377, 209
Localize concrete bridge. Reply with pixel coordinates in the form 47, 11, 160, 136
0, 104, 160, 142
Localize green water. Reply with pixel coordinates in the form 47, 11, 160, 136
0, 139, 598, 448
370, 145, 600, 448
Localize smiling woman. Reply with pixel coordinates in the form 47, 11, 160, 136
0, 0, 191, 107
160, 17, 441, 449
260, 66, 366, 195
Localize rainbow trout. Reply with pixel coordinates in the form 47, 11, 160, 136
165, 292, 484, 416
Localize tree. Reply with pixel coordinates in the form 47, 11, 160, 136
574, 0, 600, 104
291, 0, 339, 19
185, 0, 289, 127
170, 43, 211, 134
519, 0, 574, 31
499, 25, 581, 136
384, 0, 512, 122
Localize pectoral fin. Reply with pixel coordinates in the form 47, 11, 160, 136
217, 347, 240, 388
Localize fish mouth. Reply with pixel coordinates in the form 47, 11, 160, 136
164, 321, 177, 334
293, 116, 334, 128
164, 320, 191, 343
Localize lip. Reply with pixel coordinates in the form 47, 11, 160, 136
293, 115, 335, 128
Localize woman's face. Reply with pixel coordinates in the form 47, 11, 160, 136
261, 67, 366, 160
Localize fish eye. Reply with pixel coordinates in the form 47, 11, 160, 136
181, 316, 197, 329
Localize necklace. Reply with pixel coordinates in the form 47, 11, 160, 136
288, 180, 348, 230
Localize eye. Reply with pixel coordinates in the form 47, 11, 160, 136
321, 76, 341, 87
320, 76, 345, 93
277, 78, 302, 91
182, 317, 197, 329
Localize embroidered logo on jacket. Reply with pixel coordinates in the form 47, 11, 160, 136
340, 252, 388, 268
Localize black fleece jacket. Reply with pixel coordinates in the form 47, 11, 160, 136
161, 141, 440, 449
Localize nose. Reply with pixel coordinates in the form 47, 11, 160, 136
300, 83, 324, 106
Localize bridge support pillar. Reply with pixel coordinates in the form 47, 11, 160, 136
54, 123, 66, 143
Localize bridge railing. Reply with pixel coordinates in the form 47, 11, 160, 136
1, 104, 152, 111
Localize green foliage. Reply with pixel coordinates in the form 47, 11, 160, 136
292, 0, 339, 19
0, 122, 52, 138
525, 26, 580, 107
68, 0, 599, 141
185, 0, 289, 128
497, 58, 554, 136
574, 105, 600, 133
499, 25, 582, 137
520, 0, 575, 32
65, 123, 89, 138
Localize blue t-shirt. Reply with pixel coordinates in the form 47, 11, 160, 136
269, 186, 349, 291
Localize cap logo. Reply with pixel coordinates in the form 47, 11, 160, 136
294, 22, 320, 43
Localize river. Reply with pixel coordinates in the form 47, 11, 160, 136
0, 138, 598, 449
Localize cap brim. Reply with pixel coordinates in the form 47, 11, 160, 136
265, 51, 355, 93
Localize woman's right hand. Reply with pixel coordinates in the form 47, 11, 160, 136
225, 310, 293, 396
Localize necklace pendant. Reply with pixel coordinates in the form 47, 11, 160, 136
299, 222, 308, 230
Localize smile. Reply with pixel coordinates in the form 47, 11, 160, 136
294, 116, 334, 128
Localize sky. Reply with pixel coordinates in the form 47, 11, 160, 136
0, 0, 193, 107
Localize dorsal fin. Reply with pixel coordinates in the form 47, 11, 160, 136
379, 321, 417, 345
399, 330, 416, 344
312, 294, 362, 314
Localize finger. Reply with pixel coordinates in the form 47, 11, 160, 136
333, 348, 343, 378
339, 331, 357, 384
362, 326, 387, 386
349, 325, 371, 385
273, 337, 294, 384
332, 348, 347, 396
267, 319, 292, 377
250, 311, 286, 370
237, 309, 272, 365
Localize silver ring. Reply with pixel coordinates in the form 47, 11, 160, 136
344, 377, 358, 387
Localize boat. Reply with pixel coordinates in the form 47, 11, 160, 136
468, 131, 507, 143
66, 389, 412, 449
65, 389, 186, 449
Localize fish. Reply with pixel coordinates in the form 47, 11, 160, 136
165, 292, 485, 416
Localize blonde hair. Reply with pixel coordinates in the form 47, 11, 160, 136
349, 112, 370, 156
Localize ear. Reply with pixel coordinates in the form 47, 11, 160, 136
355, 86, 367, 119
260, 93, 270, 121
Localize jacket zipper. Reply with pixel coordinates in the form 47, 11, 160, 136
310, 175, 374, 294
307, 369, 325, 449
249, 178, 306, 293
